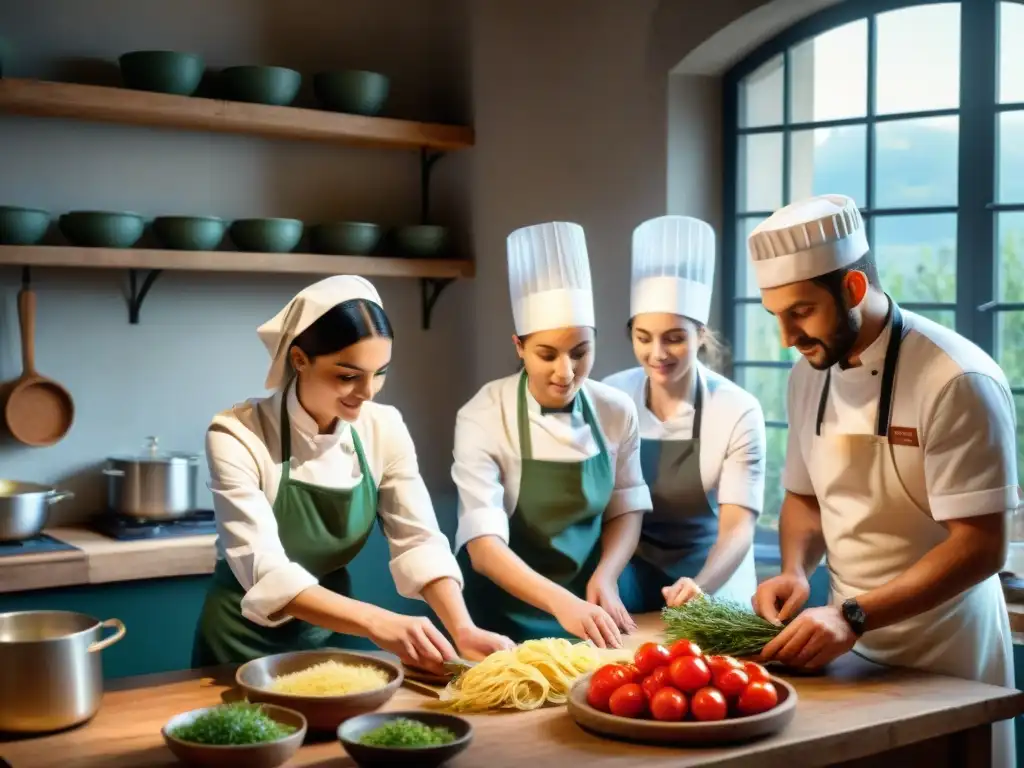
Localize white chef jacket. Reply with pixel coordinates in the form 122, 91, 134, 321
451, 374, 653, 552
784, 309, 1020, 519
602, 361, 767, 515
206, 384, 463, 627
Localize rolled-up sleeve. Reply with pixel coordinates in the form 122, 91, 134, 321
605, 399, 653, 521
377, 410, 464, 600
451, 406, 511, 552
719, 401, 767, 515
925, 372, 1021, 521
206, 427, 317, 628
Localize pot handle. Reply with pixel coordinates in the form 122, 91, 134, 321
89, 618, 127, 653
47, 490, 75, 505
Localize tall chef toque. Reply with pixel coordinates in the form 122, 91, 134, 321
507, 221, 595, 336
630, 215, 716, 325
747, 194, 868, 290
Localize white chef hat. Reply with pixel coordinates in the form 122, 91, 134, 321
747, 194, 868, 290
630, 215, 715, 325
257, 275, 383, 391
507, 221, 594, 336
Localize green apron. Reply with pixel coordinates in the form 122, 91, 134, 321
458, 372, 615, 643
191, 391, 379, 666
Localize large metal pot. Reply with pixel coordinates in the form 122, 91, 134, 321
103, 436, 199, 521
0, 479, 75, 541
0, 610, 126, 733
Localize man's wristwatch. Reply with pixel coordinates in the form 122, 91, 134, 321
840, 598, 867, 636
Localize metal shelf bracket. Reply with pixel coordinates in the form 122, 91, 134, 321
127, 268, 163, 325
418, 147, 459, 330
420, 277, 455, 330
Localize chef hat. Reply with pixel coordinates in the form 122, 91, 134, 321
747, 194, 868, 290
257, 275, 382, 391
630, 215, 715, 325
507, 221, 594, 336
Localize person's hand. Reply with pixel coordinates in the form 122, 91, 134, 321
586, 570, 638, 634
760, 605, 856, 669
662, 577, 703, 607
751, 571, 811, 625
453, 624, 516, 661
366, 610, 457, 674
551, 592, 623, 649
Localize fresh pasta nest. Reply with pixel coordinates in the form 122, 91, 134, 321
433, 638, 632, 712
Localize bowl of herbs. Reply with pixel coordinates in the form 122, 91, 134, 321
161, 701, 306, 767
337, 711, 472, 767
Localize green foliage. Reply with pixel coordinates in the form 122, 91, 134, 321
168, 701, 296, 746
358, 718, 457, 748
662, 595, 783, 656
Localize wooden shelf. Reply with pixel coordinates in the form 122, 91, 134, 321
0, 78, 475, 151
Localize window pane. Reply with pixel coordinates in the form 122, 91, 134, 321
999, 2, 1024, 104
873, 117, 959, 208
911, 308, 956, 331
789, 125, 866, 206
873, 214, 957, 303
875, 3, 961, 115
735, 365, 790, 424
738, 304, 799, 363
737, 216, 762, 297
740, 54, 784, 128
997, 313, 1024, 388
998, 111, 1024, 204
998, 212, 1024, 302
757, 426, 788, 533
1015, 395, 1024, 477
789, 20, 868, 122
740, 133, 783, 212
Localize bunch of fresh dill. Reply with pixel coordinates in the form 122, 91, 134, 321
662, 595, 784, 657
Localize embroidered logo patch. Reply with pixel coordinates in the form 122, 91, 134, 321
889, 426, 920, 447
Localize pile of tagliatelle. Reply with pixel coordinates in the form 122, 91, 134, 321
430, 638, 632, 713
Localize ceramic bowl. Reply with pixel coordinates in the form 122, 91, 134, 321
337, 711, 473, 768
392, 224, 448, 258
152, 216, 227, 251
307, 221, 382, 255
220, 66, 301, 106
119, 50, 205, 96
0, 206, 50, 245
58, 211, 145, 248
313, 70, 390, 115
228, 218, 303, 253
161, 703, 306, 768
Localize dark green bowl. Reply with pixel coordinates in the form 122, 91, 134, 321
59, 211, 145, 248
152, 216, 227, 251
0, 206, 50, 245
337, 711, 473, 768
119, 51, 205, 96
229, 218, 303, 253
313, 70, 390, 116
392, 225, 449, 258
308, 222, 382, 255
220, 66, 301, 106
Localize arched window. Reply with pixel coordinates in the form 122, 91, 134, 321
722, 0, 1023, 540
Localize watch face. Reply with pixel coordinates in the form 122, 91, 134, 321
843, 600, 866, 632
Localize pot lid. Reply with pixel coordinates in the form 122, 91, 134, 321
108, 436, 199, 463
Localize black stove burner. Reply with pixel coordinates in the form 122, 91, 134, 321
0, 533, 80, 558
89, 509, 218, 541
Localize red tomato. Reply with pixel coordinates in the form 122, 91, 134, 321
713, 668, 750, 699
737, 681, 779, 716
691, 687, 728, 721
667, 638, 702, 660
634, 642, 673, 675
641, 665, 671, 700
608, 683, 647, 719
649, 687, 688, 722
668, 655, 712, 693
622, 663, 642, 683
705, 655, 744, 677
743, 661, 771, 683
587, 665, 632, 712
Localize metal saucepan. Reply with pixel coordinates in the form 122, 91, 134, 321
103, 436, 200, 521
0, 479, 74, 541
0, 610, 126, 733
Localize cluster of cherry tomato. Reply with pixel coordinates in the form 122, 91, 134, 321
586, 639, 780, 722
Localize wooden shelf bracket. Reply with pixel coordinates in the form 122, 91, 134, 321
127, 268, 163, 324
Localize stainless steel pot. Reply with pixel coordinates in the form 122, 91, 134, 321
103, 435, 199, 521
0, 479, 74, 541
0, 610, 126, 733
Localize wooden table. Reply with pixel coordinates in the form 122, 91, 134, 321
2, 614, 1022, 768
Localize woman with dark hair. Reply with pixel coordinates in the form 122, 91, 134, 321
452, 222, 652, 648
192, 276, 513, 670
603, 216, 766, 613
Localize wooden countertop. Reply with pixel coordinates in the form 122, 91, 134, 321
2, 615, 1022, 768
0, 526, 216, 594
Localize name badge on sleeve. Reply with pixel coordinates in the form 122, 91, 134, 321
889, 426, 920, 447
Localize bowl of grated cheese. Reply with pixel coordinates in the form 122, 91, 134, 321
235, 650, 404, 731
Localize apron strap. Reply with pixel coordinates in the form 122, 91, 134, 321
279, 387, 293, 484
516, 371, 608, 460
815, 299, 906, 438
691, 370, 704, 442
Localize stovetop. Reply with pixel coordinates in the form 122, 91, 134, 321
89, 509, 218, 541
0, 533, 80, 559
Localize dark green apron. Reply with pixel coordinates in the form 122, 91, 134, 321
618, 372, 718, 614
458, 372, 615, 643
192, 392, 379, 666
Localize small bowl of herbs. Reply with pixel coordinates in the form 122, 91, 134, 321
161, 700, 307, 767
337, 711, 472, 767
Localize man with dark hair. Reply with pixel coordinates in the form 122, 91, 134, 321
747, 194, 1017, 768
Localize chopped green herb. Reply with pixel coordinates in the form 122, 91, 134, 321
662, 595, 784, 657
358, 717, 457, 748
169, 701, 296, 746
